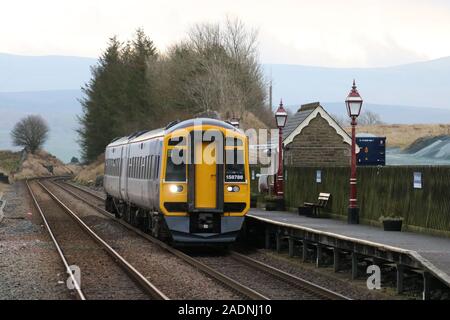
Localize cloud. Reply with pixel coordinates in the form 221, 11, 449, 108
0, 0, 449, 67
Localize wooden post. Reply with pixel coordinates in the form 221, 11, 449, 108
351, 252, 358, 280
265, 227, 271, 249
275, 230, 281, 253
423, 272, 432, 300
276, 231, 281, 253
288, 237, 294, 257
302, 240, 308, 262
333, 248, 340, 272
316, 245, 323, 268
396, 264, 404, 294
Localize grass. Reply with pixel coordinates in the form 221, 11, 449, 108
345, 124, 450, 149
0, 150, 21, 173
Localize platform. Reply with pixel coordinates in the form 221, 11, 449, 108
247, 209, 450, 287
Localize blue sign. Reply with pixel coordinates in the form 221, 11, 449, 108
356, 137, 386, 166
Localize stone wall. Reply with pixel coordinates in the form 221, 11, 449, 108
284, 114, 350, 167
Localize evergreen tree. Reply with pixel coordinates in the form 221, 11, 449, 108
78, 37, 126, 161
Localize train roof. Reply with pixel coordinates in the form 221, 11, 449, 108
106, 118, 242, 148
166, 118, 240, 133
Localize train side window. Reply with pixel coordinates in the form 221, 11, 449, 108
137, 157, 140, 179
150, 155, 156, 180
149, 155, 152, 179
155, 156, 160, 179
156, 156, 159, 180
138, 157, 142, 179
149, 155, 153, 180
144, 156, 148, 180
135, 157, 138, 178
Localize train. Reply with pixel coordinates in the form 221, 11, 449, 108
103, 118, 250, 244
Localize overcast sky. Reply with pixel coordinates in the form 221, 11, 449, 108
1, 0, 450, 67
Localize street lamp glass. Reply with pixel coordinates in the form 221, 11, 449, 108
346, 99, 363, 117
345, 80, 363, 118
275, 111, 287, 127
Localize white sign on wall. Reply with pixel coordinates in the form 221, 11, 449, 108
316, 170, 322, 183
413, 172, 422, 189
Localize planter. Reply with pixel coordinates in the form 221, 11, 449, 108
382, 220, 403, 231
265, 197, 285, 211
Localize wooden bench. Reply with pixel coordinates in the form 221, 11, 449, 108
299, 192, 331, 217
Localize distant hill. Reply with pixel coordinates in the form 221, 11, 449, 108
264, 57, 450, 110
2, 53, 450, 162
0, 90, 82, 162
319, 102, 450, 124
0, 53, 95, 92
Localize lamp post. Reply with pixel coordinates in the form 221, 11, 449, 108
274, 99, 288, 196
345, 80, 363, 224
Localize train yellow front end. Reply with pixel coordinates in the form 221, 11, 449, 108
160, 119, 250, 244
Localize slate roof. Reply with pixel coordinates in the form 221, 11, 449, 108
282, 102, 320, 140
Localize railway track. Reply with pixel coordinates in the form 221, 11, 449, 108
228, 251, 350, 300
47, 179, 266, 300
26, 179, 168, 300
51, 178, 349, 300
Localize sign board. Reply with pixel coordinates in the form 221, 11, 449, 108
316, 170, 322, 183
413, 172, 422, 189
356, 137, 386, 166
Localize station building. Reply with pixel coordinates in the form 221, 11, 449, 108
282, 102, 352, 167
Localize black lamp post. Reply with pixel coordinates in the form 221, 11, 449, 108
274, 100, 288, 196
345, 80, 363, 224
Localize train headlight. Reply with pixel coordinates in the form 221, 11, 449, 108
170, 185, 183, 193
227, 185, 240, 192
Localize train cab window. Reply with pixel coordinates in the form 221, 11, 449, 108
165, 150, 185, 181
225, 149, 245, 182
168, 136, 186, 146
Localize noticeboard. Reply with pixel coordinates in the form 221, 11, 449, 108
356, 137, 386, 166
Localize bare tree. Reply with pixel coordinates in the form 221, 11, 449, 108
358, 111, 384, 125
180, 17, 268, 121
11, 115, 49, 153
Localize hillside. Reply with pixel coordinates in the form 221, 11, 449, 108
0, 149, 81, 182
352, 124, 450, 149
4, 53, 450, 162
0, 89, 82, 162
264, 56, 450, 110
0, 53, 95, 92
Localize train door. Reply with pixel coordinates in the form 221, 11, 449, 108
188, 130, 224, 211
120, 144, 130, 201
194, 140, 217, 208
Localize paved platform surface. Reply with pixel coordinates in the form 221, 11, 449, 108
248, 209, 450, 285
